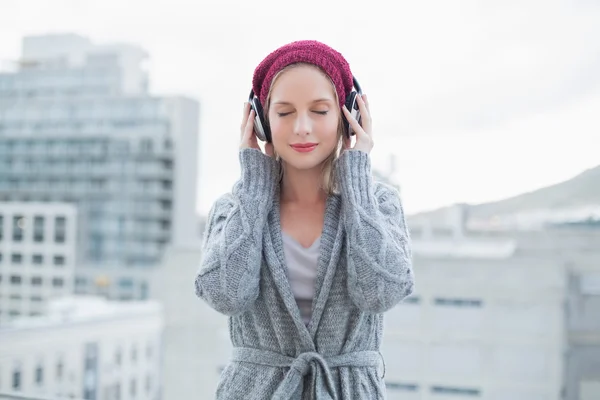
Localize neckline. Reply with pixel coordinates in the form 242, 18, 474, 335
281, 230, 322, 250
266, 184, 343, 347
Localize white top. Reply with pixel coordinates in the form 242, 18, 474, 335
281, 231, 321, 325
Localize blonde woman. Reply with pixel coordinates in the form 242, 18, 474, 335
195, 40, 414, 400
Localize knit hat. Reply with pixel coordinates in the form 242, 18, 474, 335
252, 40, 354, 109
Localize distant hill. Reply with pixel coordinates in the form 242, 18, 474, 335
410, 164, 600, 219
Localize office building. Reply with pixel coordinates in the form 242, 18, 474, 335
0, 202, 77, 326
0, 33, 200, 273
0, 295, 164, 400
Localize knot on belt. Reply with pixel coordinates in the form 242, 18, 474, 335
231, 347, 383, 400
289, 351, 328, 375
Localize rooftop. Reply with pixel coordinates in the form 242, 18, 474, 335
0, 295, 162, 333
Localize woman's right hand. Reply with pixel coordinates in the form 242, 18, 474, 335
240, 102, 274, 157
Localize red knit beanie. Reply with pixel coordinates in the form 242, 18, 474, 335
252, 40, 354, 109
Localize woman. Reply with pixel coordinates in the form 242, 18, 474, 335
195, 40, 414, 400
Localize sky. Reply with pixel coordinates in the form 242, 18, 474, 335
1, 0, 599, 216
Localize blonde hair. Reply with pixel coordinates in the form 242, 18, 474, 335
264, 63, 345, 195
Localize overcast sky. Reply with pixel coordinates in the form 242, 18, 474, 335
1, 0, 599, 215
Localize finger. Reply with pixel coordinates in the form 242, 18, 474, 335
356, 95, 372, 136
342, 105, 365, 138
241, 102, 250, 134
242, 109, 255, 141
362, 94, 370, 113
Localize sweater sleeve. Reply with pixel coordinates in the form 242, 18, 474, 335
194, 148, 279, 316
337, 149, 415, 314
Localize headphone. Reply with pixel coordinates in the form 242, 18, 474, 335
248, 76, 363, 143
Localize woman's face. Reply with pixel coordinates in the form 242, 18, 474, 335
267, 65, 340, 171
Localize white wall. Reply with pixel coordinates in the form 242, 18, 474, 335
381, 252, 565, 400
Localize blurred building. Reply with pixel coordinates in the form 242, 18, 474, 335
73, 266, 152, 301
0, 202, 77, 325
382, 204, 600, 400
563, 234, 600, 400
0, 296, 164, 400
0, 33, 200, 297
149, 243, 228, 400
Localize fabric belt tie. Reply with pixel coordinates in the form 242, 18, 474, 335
231, 347, 383, 400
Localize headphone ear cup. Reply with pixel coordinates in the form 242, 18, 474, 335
343, 91, 359, 137
251, 97, 271, 142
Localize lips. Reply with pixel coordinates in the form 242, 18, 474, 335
290, 143, 318, 153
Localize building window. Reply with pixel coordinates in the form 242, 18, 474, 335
12, 216, 24, 242
10, 275, 21, 285
114, 383, 121, 400
54, 216, 66, 243
11, 253, 23, 264
0, 215, 4, 241
119, 278, 134, 289
56, 360, 63, 380
52, 278, 64, 288
32, 254, 43, 264
431, 386, 481, 396
130, 379, 136, 397
33, 216, 44, 242
386, 382, 419, 391
139, 138, 153, 153
12, 367, 21, 391
31, 276, 42, 286
35, 364, 43, 385
434, 298, 483, 307
76, 276, 87, 285
140, 282, 148, 300
402, 295, 420, 304
54, 255, 66, 266
83, 343, 98, 400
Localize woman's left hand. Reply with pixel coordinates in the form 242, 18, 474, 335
342, 94, 373, 154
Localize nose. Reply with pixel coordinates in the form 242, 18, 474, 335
293, 112, 312, 136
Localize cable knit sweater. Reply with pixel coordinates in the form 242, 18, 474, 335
195, 148, 414, 400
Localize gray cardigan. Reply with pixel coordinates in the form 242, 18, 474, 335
195, 148, 414, 400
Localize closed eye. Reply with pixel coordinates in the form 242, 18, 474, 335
277, 110, 329, 117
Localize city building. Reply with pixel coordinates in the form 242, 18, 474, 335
0, 202, 77, 326
562, 230, 600, 400
0, 33, 200, 278
149, 243, 227, 400
383, 204, 600, 400
0, 295, 164, 400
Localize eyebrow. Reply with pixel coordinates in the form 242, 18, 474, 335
272, 98, 333, 105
